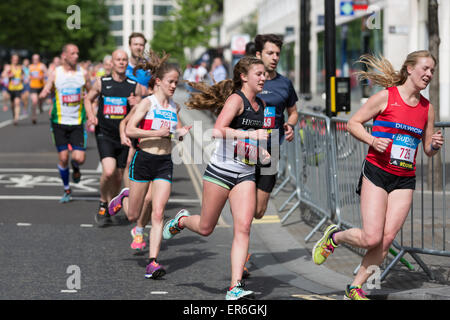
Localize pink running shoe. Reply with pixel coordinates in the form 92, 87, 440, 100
108, 187, 129, 216
130, 233, 146, 251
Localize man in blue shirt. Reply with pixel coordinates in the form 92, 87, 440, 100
255, 33, 299, 219
126, 32, 152, 93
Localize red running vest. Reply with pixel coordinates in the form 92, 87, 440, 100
365, 86, 429, 177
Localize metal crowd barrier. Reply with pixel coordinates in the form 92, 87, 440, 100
275, 111, 450, 280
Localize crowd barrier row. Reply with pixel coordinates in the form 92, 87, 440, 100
274, 111, 449, 281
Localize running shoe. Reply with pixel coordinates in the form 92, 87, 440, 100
108, 187, 129, 216
145, 261, 166, 279
225, 282, 255, 300
163, 209, 190, 240
72, 168, 81, 183
312, 224, 339, 265
59, 189, 72, 203
95, 204, 111, 227
130, 233, 146, 251
344, 285, 369, 300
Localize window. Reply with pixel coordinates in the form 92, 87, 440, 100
108, 5, 122, 16
114, 36, 123, 47
153, 5, 173, 16
110, 20, 123, 31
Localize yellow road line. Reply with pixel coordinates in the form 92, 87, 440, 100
291, 294, 337, 300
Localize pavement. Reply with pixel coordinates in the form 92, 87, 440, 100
175, 87, 450, 300
2, 88, 449, 300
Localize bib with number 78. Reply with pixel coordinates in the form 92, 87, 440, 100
389, 134, 420, 170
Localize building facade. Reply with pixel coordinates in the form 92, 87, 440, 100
106, 0, 175, 52
256, 0, 450, 119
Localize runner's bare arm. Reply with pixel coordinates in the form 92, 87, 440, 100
347, 89, 391, 152
423, 103, 444, 156
175, 103, 191, 140
214, 94, 267, 141
84, 77, 101, 126
284, 104, 299, 142
39, 69, 55, 99
120, 106, 137, 146
125, 98, 170, 139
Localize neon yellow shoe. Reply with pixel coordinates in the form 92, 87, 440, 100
344, 285, 369, 300
312, 224, 339, 265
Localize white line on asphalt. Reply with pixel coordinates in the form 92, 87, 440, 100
80, 224, 94, 228
0, 195, 200, 203
60, 290, 78, 293
0, 168, 101, 174
17, 223, 32, 226
151, 291, 168, 295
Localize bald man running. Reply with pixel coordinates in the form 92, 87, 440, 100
40, 43, 90, 203
85, 49, 144, 227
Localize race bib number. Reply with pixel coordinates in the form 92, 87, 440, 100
151, 109, 178, 133
30, 71, 40, 78
263, 106, 276, 129
103, 96, 127, 119
389, 134, 420, 170
234, 136, 258, 166
61, 88, 81, 106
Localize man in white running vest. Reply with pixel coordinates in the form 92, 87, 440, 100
40, 43, 91, 203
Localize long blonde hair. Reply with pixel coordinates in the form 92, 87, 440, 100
355, 50, 437, 88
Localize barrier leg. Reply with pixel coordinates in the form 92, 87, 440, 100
279, 190, 298, 212
409, 252, 435, 281
304, 216, 328, 243
280, 199, 301, 225
380, 249, 406, 281
272, 174, 291, 197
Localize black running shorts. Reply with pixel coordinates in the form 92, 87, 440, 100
356, 160, 416, 195
95, 132, 129, 169
129, 150, 173, 183
50, 122, 87, 152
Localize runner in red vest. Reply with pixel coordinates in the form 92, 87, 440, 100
312, 51, 444, 300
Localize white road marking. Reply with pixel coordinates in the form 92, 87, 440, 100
0, 195, 200, 203
17, 223, 32, 226
60, 290, 78, 293
151, 291, 168, 295
80, 224, 94, 228
0, 168, 101, 174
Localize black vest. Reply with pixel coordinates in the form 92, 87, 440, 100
230, 90, 265, 131
96, 76, 137, 139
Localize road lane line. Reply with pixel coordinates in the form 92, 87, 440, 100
0, 195, 200, 203
17, 223, 32, 226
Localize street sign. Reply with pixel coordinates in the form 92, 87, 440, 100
340, 1, 354, 16
231, 34, 250, 55
353, 0, 369, 10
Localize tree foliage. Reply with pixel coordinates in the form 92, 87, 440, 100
0, 0, 115, 61
150, 0, 221, 67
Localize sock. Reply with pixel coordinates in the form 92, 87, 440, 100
178, 216, 187, 229
71, 159, 80, 172
99, 201, 107, 208
331, 231, 339, 247
148, 258, 157, 265
135, 226, 144, 235
58, 164, 70, 190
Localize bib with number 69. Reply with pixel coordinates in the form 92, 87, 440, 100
263, 106, 276, 129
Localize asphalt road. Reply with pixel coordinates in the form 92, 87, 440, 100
0, 103, 315, 302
